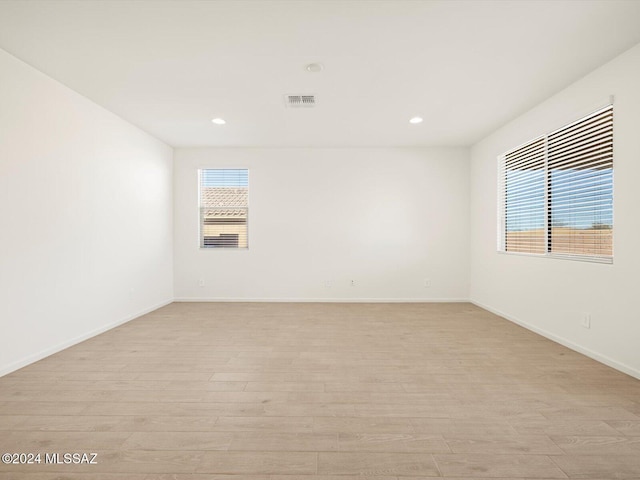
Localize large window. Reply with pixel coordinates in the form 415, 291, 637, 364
199, 169, 248, 249
498, 105, 613, 263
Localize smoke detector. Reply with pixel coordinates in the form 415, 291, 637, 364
284, 94, 316, 108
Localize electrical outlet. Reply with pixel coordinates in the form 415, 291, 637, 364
199, 279, 205, 287
324, 280, 333, 288
582, 313, 591, 329
350, 280, 356, 287
424, 278, 432, 288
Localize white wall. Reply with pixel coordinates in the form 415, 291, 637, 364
0, 49, 174, 376
470, 43, 640, 379
174, 147, 469, 301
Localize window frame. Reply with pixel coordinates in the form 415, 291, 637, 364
198, 168, 249, 250
497, 105, 613, 264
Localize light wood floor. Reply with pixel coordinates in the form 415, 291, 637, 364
1, 302, 639, 479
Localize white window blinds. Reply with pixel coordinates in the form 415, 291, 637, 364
499, 105, 613, 263
199, 169, 248, 249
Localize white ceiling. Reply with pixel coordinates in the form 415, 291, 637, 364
1, 0, 639, 148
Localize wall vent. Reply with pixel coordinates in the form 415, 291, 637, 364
285, 94, 316, 108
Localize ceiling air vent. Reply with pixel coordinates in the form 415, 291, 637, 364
285, 94, 316, 108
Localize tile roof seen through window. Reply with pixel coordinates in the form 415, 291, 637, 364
201, 187, 247, 218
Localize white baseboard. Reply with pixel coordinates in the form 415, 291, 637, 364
470, 299, 640, 381
174, 297, 470, 303
0, 298, 174, 378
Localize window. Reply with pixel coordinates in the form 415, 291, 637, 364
199, 169, 248, 249
498, 105, 613, 263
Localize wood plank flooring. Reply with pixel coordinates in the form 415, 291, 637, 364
1, 301, 639, 479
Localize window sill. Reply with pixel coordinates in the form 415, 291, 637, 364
497, 250, 613, 265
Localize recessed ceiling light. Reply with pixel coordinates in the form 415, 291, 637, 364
211, 118, 226, 125
306, 63, 323, 73
409, 117, 424, 124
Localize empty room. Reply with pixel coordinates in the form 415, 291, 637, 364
1, 0, 640, 478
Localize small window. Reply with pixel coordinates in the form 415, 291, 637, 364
199, 169, 248, 249
498, 105, 613, 263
